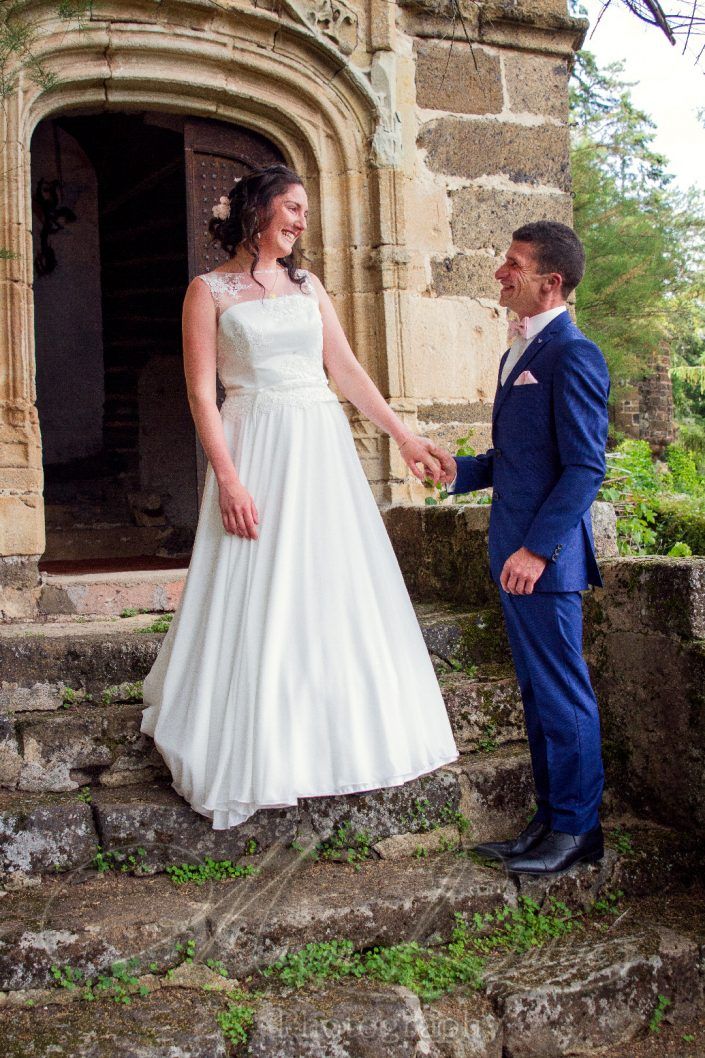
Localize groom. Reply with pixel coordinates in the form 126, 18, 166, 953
430, 221, 610, 875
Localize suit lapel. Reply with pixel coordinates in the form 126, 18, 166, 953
492, 311, 574, 429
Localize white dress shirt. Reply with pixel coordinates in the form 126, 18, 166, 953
500, 305, 567, 386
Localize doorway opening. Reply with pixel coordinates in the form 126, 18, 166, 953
31, 110, 284, 574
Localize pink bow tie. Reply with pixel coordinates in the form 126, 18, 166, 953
507, 316, 529, 343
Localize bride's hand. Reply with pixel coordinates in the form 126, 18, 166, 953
217, 475, 259, 539
397, 435, 442, 485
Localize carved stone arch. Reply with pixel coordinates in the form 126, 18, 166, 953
0, 1, 408, 598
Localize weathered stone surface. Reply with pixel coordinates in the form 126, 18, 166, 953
91, 782, 299, 872
503, 52, 569, 119
588, 557, 705, 639
591, 500, 618, 560
12, 704, 167, 792
415, 40, 503, 114
423, 992, 503, 1057
431, 253, 498, 300
439, 673, 524, 752
0, 791, 97, 876
515, 848, 620, 913
419, 118, 571, 189
0, 617, 161, 702
0, 976, 229, 1057
374, 824, 460, 859
0, 874, 212, 991
301, 764, 460, 842
447, 748, 534, 844
451, 185, 573, 252
384, 506, 496, 608
485, 927, 702, 1056
246, 979, 439, 1057
39, 567, 185, 617
0, 855, 515, 990
384, 505, 616, 608
420, 605, 511, 673
585, 557, 705, 835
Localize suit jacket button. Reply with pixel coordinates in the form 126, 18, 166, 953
493, 492, 500, 501
494, 449, 502, 458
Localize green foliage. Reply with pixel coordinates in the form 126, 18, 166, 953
138, 613, 173, 633
599, 439, 705, 555
570, 53, 705, 397
314, 821, 373, 869
217, 995, 256, 1045
467, 896, 577, 955
165, 858, 259, 886
649, 993, 672, 1033
92, 845, 149, 875
50, 956, 147, 1004
0, 2, 94, 99
652, 495, 705, 556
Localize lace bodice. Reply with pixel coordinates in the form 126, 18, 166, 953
197, 267, 337, 416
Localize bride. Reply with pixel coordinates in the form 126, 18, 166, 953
140, 164, 459, 829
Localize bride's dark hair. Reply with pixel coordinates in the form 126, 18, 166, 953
208, 164, 308, 292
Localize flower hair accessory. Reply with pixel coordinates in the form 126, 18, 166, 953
211, 195, 231, 221
211, 177, 242, 222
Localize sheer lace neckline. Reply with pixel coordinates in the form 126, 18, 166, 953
198, 267, 317, 322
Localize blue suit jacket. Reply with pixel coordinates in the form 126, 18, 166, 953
451, 311, 610, 592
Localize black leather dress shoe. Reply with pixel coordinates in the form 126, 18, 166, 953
505, 824, 604, 875
472, 818, 551, 861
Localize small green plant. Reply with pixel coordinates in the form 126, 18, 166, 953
243, 837, 258, 856
438, 801, 471, 835
591, 889, 624, 916
174, 938, 197, 965
316, 821, 373, 869
682, 1033, 696, 1043
92, 846, 149, 875
75, 786, 92, 804
667, 540, 693, 557
216, 991, 256, 1044
609, 826, 634, 856
413, 844, 428, 858
404, 796, 434, 833
50, 957, 146, 1004
205, 958, 229, 978
138, 613, 174, 633
649, 993, 671, 1033
59, 685, 92, 708
165, 858, 259, 886
466, 896, 577, 955
101, 680, 143, 704
478, 722, 499, 753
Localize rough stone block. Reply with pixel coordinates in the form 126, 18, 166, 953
440, 673, 524, 752
431, 253, 499, 299
450, 185, 573, 252
419, 117, 571, 189
485, 927, 701, 1056
0, 792, 97, 876
585, 558, 705, 835
503, 52, 569, 120
447, 748, 535, 844
415, 40, 503, 114
90, 782, 299, 872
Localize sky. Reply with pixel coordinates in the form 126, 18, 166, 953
581, 0, 705, 192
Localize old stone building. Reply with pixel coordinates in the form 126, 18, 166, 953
0, 0, 586, 616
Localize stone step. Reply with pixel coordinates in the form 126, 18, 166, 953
0, 674, 524, 793
39, 568, 186, 617
1, 916, 699, 1058
0, 746, 533, 878
0, 605, 514, 707
44, 525, 180, 562
0, 841, 624, 995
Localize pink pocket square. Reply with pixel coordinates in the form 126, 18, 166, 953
514, 370, 539, 386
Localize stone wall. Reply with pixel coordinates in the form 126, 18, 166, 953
0, 0, 587, 615
385, 507, 705, 838
612, 348, 676, 455
584, 558, 705, 835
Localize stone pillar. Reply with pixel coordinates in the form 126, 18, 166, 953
0, 85, 44, 617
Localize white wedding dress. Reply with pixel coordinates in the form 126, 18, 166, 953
140, 267, 459, 829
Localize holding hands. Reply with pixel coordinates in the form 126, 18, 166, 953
397, 435, 457, 486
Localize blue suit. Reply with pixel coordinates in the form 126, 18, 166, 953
451, 310, 610, 833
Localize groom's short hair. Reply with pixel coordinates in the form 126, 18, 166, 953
512, 221, 585, 297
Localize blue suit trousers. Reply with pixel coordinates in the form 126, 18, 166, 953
499, 589, 604, 834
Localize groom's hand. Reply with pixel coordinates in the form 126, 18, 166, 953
500, 547, 548, 595
425, 443, 457, 486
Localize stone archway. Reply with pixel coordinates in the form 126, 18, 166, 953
0, 0, 402, 613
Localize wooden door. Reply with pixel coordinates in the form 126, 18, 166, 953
184, 119, 285, 501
